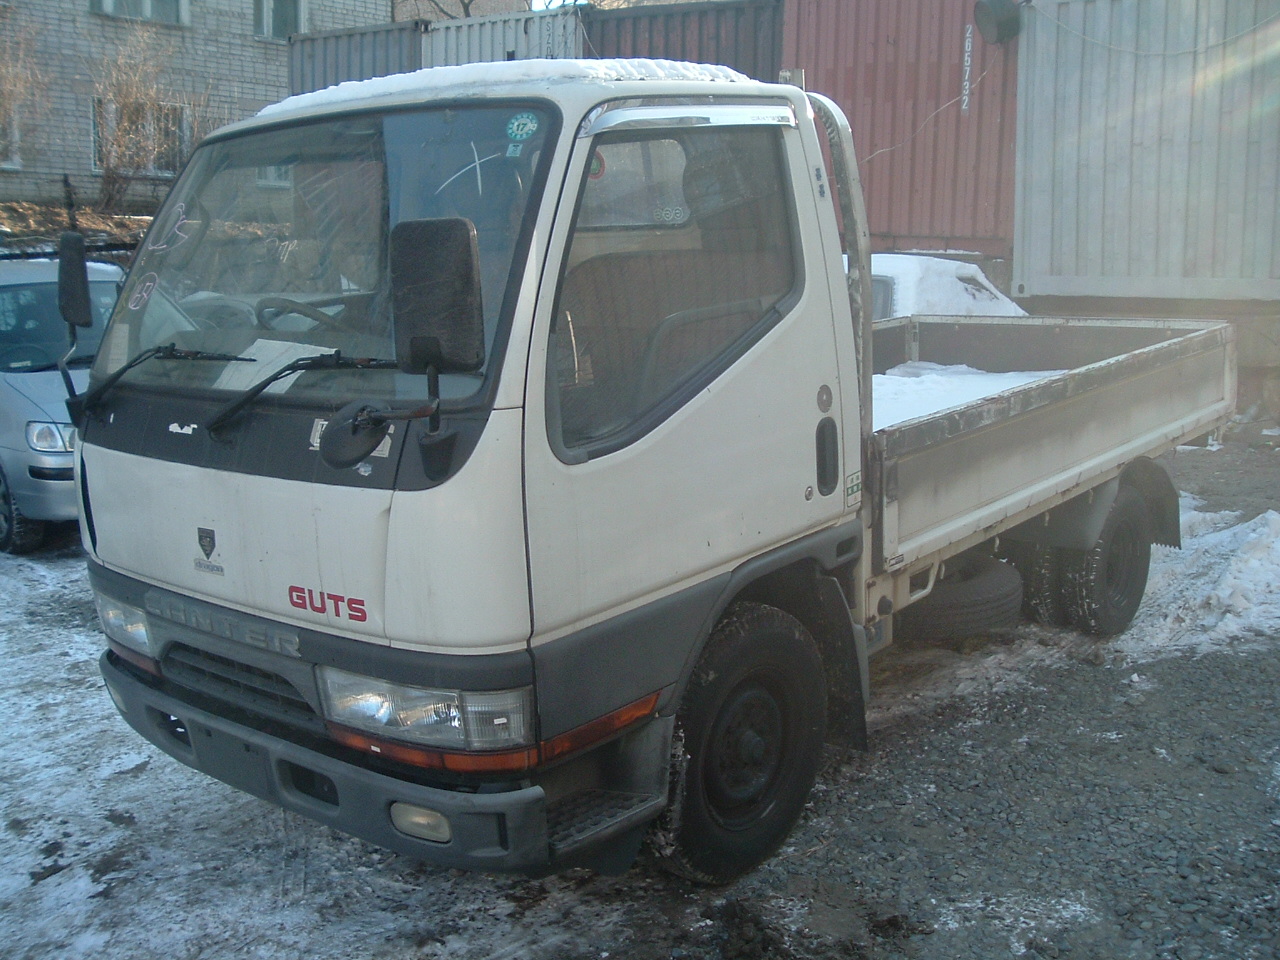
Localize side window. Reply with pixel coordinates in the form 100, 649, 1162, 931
550, 126, 798, 456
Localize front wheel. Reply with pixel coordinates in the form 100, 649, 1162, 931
1062, 485, 1152, 637
0, 464, 46, 554
654, 602, 827, 884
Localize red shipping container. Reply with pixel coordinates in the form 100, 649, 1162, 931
783, 0, 1018, 257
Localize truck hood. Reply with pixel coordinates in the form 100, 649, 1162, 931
79, 408, 531, 655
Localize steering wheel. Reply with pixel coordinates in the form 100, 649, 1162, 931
256, 296, 349, 331
180, 294, 256, 329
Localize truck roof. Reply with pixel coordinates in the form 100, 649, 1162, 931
256, 58, 753, 125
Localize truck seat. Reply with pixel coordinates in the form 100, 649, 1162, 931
556, 249, 791, 443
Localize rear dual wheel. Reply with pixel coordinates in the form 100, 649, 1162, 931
1005, 485, 1153, 637
1061, 485, 1152, 637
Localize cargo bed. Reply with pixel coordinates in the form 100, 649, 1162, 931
869, 315, 1236, 576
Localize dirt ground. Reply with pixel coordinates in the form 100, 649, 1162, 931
2, 420, 1277, 960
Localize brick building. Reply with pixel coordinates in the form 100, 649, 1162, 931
0, 0, 392, 210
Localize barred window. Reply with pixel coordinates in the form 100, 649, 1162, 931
94, 98, 186, 177
90, 0, 186, 26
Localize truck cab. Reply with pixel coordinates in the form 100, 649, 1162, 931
83, 60, 867, 881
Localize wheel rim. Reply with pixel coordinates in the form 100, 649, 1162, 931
705, 680, 785, 829
1103, 517, 1144, 608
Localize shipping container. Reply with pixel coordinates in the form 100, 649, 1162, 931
1014, 0, 1280, 303
584, 0, 784, 82
427, 6, 585, 67
288, 9, 584, 96
290, 20, 428, 96
783, 0, 1019, 258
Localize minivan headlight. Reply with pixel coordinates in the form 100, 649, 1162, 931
27, 422, 76, 453
317, 666, 533, 751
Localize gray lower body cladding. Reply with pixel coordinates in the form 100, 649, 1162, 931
100, 650, 670, 873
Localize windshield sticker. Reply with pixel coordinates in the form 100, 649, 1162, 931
506, 111, 539, 141
589, 150, 606, 180
128, 273, 159, 311
146, 203, 194, 254
506, 143, 523, 158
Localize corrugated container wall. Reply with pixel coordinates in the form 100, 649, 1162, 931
1014, 0, 1280, 302
783, 0, 1019, 257
584, 0, 784, 83
288, 10, 583, 95
290, 20, 428, 96
426, 7, 584, 68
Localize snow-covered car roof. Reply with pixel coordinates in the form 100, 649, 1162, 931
870, 253, 1024, 321
0, 258, 123, 286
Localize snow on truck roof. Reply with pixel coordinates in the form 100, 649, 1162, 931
259, 59, 752, 120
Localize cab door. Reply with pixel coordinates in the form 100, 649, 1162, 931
523, 102, 848, 652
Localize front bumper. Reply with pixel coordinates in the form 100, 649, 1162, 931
101, 651, 554, 872
1, 447, 76, 522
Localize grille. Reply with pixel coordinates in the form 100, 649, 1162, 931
162, 643, 323, 731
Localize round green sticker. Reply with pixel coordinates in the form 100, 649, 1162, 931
506, 112, 539, 141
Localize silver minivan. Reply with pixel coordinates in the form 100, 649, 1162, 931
0, 258, 122, 553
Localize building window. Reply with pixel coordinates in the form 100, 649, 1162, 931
0, 110, 19, 170
255, 0, 302, 39
90, 0, 187, 26
94, 98, 186, 177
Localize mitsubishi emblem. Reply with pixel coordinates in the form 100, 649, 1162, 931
198, 527, 216, 559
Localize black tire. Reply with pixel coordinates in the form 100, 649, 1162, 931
655, 602, 827, 884
897, 552, 1023, 640
1001, 541, 1071, 626
1061, 485, 1152, 637
0, 464, 47, 554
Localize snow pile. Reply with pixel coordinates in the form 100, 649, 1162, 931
1118, 501, 1280, 661
872, 253, 1026, 320
872, 361, 1063, 431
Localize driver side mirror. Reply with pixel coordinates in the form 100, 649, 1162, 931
58, 231, 93, 329
390, 218, 485, 375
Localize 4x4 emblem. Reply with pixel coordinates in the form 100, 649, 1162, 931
198, 527, 216, 559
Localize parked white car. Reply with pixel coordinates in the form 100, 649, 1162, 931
0, 257, 122, 552
870, 253, 1025, 321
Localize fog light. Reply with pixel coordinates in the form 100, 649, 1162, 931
390, 802, 452, 843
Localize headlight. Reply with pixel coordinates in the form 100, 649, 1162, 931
94, 594, 152, 657
26, 422, 76, 453
317, 666, 533, 751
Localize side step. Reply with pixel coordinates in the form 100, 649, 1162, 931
547, 789, 665, 853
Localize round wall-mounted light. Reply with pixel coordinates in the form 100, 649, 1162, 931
974, 0, 1023, 44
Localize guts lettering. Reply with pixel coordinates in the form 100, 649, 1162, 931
288, 585, 368, 623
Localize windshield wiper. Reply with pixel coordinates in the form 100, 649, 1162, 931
206, 351, 397, 436
71, 343, 255, 422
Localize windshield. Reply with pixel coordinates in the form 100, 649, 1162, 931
0, 279, 118, 373
93, 102, 554, 405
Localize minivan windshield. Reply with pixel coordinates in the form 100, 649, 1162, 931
0, 278, 118, 373
92, 102, 553, 405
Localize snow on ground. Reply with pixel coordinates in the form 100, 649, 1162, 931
1118, 497, 1280, 661
2, 484, 1279, 957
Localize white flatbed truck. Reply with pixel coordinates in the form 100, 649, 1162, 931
60, 59, 1235, 883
